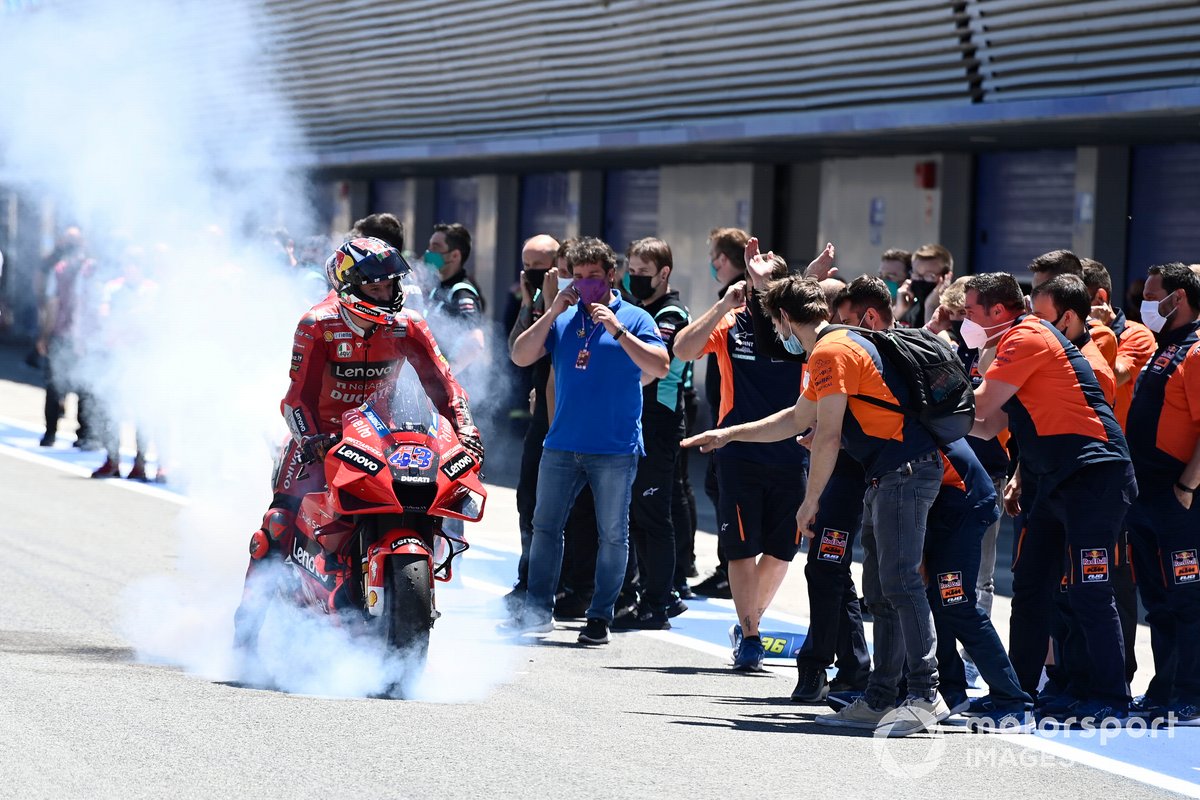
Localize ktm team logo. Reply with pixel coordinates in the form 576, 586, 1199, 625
1081, 548, 1109, 583
1172, 550, 1198, 585
938, 572, 965, 606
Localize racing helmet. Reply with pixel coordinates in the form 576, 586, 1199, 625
325, 237, 412, 325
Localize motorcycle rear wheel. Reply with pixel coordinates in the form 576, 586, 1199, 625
383, 553, 434, 692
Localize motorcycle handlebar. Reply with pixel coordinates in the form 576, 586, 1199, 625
299, 432, 342, 465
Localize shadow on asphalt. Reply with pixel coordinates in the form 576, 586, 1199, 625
0, 342, 43, 389
0, 630, 135, 663
625, 708, 811, 734
606, 665, 774, 678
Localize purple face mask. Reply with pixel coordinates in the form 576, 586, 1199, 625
573, 277, 611, 306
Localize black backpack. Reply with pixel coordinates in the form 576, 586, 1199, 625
825, 325, 976, 446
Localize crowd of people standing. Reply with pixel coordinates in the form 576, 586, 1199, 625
22, 211, 1200, 737
498, 226, 1200, 737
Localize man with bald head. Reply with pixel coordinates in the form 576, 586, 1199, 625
505, 234, 563, 609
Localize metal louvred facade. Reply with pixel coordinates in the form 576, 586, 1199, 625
967, 0, 1200, 101
257, 0, 1200, 168
262, 0, 973, 158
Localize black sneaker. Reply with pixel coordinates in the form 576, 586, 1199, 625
1130, 694, 1170, 720
666, 593, 688, 618
675, 583, 696, 600
612, 591, 639, 619
554, 591, 589, 620
791, 663, 829, 703
611, 604, 670, 630
692, 568, 731, 599
1034, 692, 1081, 720
578, 618, 609, 645
1170, 703, 1200, 726
39, 432, 55, 447
829, 676, 869, 694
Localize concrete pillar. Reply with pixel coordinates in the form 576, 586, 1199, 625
411, 178, 437, 256
346, 181, 370, 227
493, 174, 521, 314
1073, 146, 1131, 291
473, 175, 500, 319
577, 169, 604, 239
750, 163, 776, 246
779, 162, 821, 265
939, 153, 973, 273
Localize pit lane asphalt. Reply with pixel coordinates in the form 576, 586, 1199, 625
0, 350, 1193, 799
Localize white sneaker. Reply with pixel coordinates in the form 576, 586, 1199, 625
814, 697, 890, 729
496, 616, 554, 636
878, 694, 951, 738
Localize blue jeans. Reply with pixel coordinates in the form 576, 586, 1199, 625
526, 449, 639, 623
861, 457, 943, 708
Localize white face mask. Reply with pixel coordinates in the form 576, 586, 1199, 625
1141, 297, 1176, 333
960, 317, 1013, 350
557, 276, 574, 293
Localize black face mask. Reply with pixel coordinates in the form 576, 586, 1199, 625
629, 274, 656, 301
524, 268, 548, 295
950, 319, 965, 342
910, 279, 937, 304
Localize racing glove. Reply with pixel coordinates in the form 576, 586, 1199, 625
299, 433, 339, 465
457, 424, 485, 468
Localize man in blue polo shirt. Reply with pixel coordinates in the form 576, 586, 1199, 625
507, 237, 669, 645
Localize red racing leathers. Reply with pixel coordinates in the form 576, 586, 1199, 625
271, 291, 474, 503
236, 293, 477, 649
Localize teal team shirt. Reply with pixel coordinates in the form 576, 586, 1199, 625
544, 290, 665, 456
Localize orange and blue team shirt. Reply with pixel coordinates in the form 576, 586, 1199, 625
1077, 333, 1117, 407
1088, 321, 1118, 370
984, 316, 1129, 494
701, 308, 807, 465
1127, 320, 1200, 478
1100, 310, 1157, 431
958, 339, 1011, 475
800, 326, 937, 479
939, 437, 999, 514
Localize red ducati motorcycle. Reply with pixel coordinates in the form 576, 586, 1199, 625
278, 389, 485, 684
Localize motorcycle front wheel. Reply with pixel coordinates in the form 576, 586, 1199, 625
382, 553, 434, 694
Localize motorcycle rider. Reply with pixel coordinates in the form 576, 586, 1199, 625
233, 237, 483, 649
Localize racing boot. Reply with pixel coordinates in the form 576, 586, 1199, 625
232, 508, 295, 654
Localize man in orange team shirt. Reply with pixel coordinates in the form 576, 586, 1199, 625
966, 271, 1135, 725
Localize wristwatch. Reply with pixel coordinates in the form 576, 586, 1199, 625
1176, 481, 1198, 494
613, 325, 628, 341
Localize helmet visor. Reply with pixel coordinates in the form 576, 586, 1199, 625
336, 250, 412, 287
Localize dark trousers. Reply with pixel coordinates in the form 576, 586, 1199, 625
1008, 462, 1136, 706
926, 487, 1030, 708
44, 349, 93, 441
672, 402, 698, 587
795, 460, 870, 685
703, 455, 727, 571
1046, 528, 1140, 698
515, 416, 549, 587
1127, 478, 1200, 706
627, 424, 680, 608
